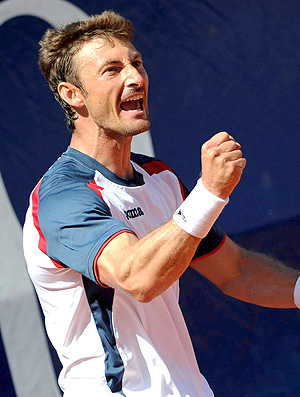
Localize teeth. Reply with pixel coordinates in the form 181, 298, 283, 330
122, 94, 143, 102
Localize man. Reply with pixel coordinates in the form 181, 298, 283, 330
23, 10, 300, 397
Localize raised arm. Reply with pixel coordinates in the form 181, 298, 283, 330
96, 220, 200, 302
96, 132, 246, 302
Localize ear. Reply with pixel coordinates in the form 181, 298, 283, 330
57, 82, 85, 108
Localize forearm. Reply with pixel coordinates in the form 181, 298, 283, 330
220, 249, 299, 308
98, 220, 200, 302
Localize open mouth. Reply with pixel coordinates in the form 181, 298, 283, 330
120, 93, 144, 112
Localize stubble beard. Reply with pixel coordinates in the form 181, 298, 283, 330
121, 118, 151, 137
97, 114, 151, 139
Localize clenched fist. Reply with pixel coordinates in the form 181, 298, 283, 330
201, 131, 246, 199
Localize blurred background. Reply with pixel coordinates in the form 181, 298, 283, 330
1, 1, 300, 396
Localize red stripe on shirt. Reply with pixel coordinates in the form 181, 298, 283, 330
31, 180, 64, 269
141, 160, 185, 200
93, 229, 137, 288
141, 160, 174, 176
87, 180, 104, 199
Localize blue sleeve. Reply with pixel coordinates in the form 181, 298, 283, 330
38, 178, 133, 283
193, 224, 226, 260
176, 180, 226, 260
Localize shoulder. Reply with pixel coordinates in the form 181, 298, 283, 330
42, 150, 95, 188
33, 153, 110, 224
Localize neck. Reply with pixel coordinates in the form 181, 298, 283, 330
70, 129, 134, 179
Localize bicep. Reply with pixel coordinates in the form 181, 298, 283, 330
96, 231, 139, 288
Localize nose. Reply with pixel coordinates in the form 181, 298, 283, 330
124, 64, 145, 87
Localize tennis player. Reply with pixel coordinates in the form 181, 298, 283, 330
23, 10, 300, 397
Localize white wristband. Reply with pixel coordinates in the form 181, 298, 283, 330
293, 276, 300, 309
173, 178, 229, 238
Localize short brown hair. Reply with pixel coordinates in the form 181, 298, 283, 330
39, 10, 134, 131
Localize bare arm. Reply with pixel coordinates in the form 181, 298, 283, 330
97, 220, 200, 302
97, 131, 246, 302
191, 236, 299, 308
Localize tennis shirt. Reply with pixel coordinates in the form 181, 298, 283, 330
23, 147, 225, 396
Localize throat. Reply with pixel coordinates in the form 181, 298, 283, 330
103, 142, 134, 179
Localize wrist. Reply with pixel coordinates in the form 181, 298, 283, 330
173, 178, 229, 238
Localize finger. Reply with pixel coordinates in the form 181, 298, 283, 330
223, 156, 247, 172
237, 157, 247, 170
204, 131, 231, 147
228, 137, 241, 149
221, 149, 244, 162
223, 135, 242, 150
204, 131, 240, 150
219, 140, 241, 153
204, 141, 242, 162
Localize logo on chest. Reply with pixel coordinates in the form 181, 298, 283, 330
124, 207, 145, 220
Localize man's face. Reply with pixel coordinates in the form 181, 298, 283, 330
74, 38, 150, 137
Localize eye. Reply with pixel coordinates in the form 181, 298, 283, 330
104, 65, 122, 74
133, 59, 143, 68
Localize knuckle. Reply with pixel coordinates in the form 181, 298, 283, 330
209, 148, 220, 158
241, 158, 247, 169
221, 152, 232, 163
201, 142, 208, 152
219, 130, 228, 136
202, 143, 220, 159
202, 140, 213, 151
